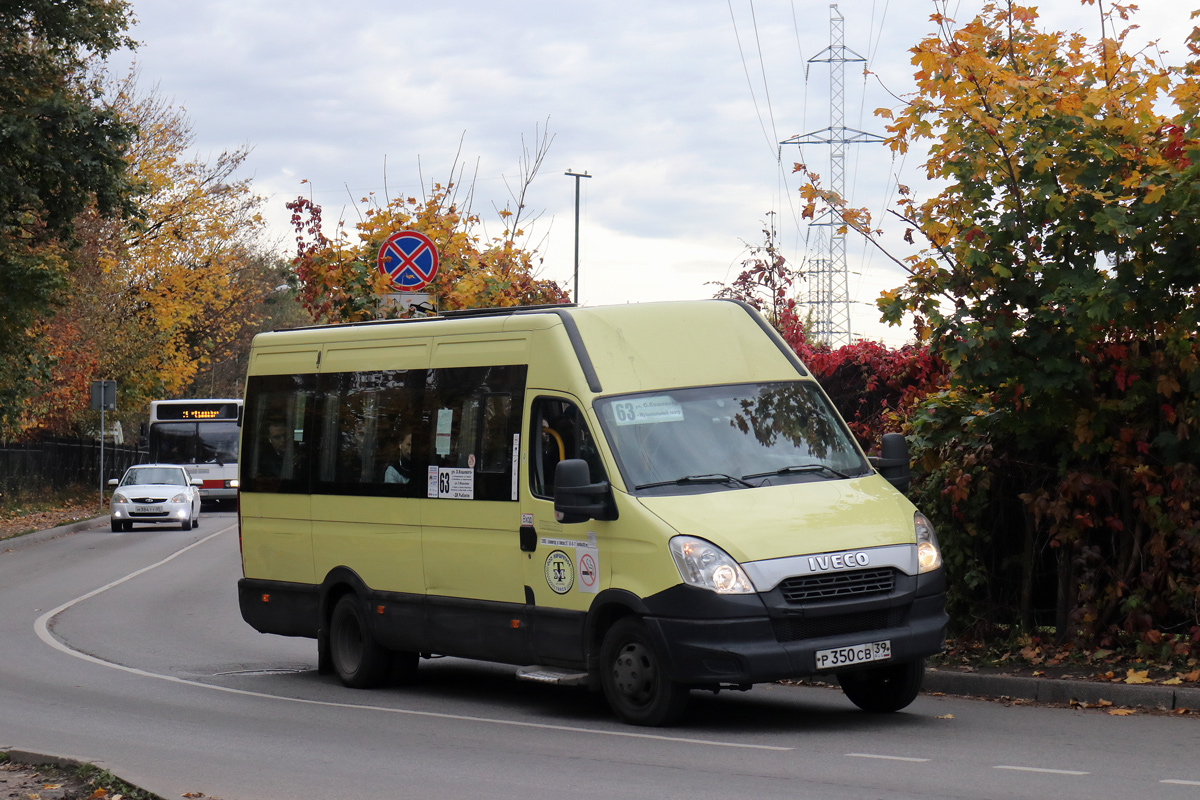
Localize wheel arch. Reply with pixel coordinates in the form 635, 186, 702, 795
316, 566, 373, 674
584, 588, 650, 674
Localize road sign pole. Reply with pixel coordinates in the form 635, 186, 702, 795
99, 407, 105, 509
91, 379, 116, 510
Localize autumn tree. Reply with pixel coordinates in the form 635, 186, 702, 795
801, 1, 1200, 648
288, 130, 568, 322
19, 74, 288, 439
0, 0, 139, 435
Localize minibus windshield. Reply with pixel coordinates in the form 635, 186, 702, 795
596, 381, 870, 493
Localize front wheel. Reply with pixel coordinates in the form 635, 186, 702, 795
599, 618, 689, 726
330, 594, 389, 689
837, 658, 925, 713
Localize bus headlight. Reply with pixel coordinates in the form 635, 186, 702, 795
669, 536, 755, 594
915, 512, 942, 572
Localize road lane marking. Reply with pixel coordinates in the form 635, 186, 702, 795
846, 753, 930, 762
1162, 780, 1200, 786
33, 523, 792, 753
994, 765, 1088, 776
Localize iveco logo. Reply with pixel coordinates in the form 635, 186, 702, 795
808, 551, 871, 571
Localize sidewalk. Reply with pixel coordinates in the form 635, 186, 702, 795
0, 514, 111, 554
923, 667, 1200, 712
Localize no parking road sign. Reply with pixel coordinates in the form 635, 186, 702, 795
377, 230, 440, 292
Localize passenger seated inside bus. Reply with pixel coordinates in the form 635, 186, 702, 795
383, 430, 414, 484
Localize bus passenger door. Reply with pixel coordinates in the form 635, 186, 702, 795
520, 395, 611, 665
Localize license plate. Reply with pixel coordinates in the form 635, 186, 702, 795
134, 505, 160, 513
814, 640, 891, 670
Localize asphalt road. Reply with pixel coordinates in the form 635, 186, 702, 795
2, 511, 1198, 800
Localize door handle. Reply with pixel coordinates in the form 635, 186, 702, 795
519, 524, 537, 552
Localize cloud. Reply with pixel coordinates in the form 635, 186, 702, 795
111, 0, 1197, 347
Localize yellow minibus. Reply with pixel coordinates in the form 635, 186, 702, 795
237, 300, 947, 725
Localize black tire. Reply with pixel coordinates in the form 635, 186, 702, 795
330, 594, 389, 689
599, 617, 689, 726
181, 517, 192, 531
838, 658, 925, 713
110, 520, 123, 532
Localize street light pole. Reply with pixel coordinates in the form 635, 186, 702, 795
564, 169, 591, 304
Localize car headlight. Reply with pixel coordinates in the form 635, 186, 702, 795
915, 511, 942, 572
112, 492, 128, 504
170, 493, 188, 504
669, 536, 755, 594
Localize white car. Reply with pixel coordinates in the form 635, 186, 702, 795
108, 464, 202, 532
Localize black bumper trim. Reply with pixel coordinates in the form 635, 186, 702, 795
644, 594, 948, 685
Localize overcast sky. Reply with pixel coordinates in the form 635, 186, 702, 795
109, 1, 1196, 345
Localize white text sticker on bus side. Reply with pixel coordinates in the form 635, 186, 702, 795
437, 467, 474, 500
611, 396, 684, 426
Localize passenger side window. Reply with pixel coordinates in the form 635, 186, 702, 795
424, 365, 526, 501
530, 397, 606, 499
315, 370, 423, 496
242, 374, 316, 493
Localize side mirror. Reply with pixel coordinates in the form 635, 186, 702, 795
191, 479, 203, 487
107, 479, 119, 487
553, 459, 618, 524
870, 433, 911, 493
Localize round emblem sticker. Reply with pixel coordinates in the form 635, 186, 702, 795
544, 549, 574, 594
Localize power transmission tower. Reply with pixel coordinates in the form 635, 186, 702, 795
780, 4, 883, 347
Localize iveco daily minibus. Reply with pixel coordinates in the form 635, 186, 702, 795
237, 300, 947, 726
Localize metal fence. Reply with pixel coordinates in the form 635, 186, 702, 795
0, 436, 147, 495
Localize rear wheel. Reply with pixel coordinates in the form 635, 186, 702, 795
330, 594, 389, 689
838, 658, 925, 713
600, 618, 689, 726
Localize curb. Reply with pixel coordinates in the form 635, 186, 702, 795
924, 668, 1200, 711
0, 747, 165, 800
0, 514, 111, 554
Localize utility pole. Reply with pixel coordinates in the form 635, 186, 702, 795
564, 169, 591, 303
780, 4, 883, 346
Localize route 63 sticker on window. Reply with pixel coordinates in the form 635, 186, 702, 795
544, 549, 574, 594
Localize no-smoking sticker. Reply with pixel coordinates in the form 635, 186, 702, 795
578, 552, 598, 592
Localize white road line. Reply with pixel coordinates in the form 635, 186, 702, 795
994, 765, 1088, 776
1162, 779, 1200, 786
33, 524, 792, 753
846, 753, 931, 762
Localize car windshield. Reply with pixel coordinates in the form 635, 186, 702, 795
122, 468, 188, 487
595, 381, 870, 494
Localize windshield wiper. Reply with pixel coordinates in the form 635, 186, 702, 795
741, 463, 850, 481
635, 473, 755, 490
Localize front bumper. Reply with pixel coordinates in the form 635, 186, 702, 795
640, 571, 949, 685
111, 503, 192, 524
